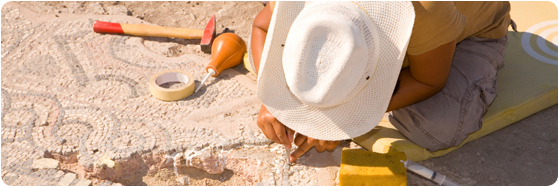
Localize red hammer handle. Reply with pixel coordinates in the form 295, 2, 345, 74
93, 21, 124, 34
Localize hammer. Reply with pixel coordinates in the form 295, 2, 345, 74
93, 15, 216, 53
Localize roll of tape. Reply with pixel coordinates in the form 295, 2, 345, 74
149, 70, 195, 101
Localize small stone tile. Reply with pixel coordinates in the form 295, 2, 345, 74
57, 173, 77, 186
74, 179, 91, 186
32, 158, 60, 170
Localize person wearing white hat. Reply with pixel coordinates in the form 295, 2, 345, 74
250, 1, 511, 163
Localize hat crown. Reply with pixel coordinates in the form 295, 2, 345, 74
257, 1, 415, 140
283, 2, 379, 108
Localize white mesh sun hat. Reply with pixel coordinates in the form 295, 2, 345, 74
257, 1, 415, 141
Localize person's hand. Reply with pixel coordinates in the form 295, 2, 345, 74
290, 133, 339, 163
256, 105, 295, 149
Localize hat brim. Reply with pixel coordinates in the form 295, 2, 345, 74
257, 1, 415, 141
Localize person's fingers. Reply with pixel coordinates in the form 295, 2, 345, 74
286, 127, 295, 144
256, 113, 266, 135
272, 119, 290, 149
317, 140, 327, 152
318, 140, 327, 147
256, 106, 270, 138
303, 137, 324, 152
259, 125, 270, 140
325, 141, 340, 151
257, 105, 282, 145
256, 119, 271, 140
263, 123, 280, 144
316, 145, 326, 152
290, 140, 313, 163
306, 137, 318, 146
294, 133, 306, 147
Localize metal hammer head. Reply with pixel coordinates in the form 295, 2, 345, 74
200, 15, 216, 54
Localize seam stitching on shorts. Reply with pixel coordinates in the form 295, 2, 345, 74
452, 77, 494, 146
467, 36, 508, 46
405, 108, 449, 149
455, 48, 498, 70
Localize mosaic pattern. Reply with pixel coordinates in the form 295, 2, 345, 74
1, 4, 316, 186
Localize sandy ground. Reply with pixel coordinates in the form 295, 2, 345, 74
14, 1, 261, 58
4, 1, 558, 186
409, 105, 557, 186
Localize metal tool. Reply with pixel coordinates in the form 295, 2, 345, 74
283, 128, 291, 186
401, 160, 460, 186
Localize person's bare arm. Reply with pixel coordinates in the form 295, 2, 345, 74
252, 2, 296, 148
386, 40, 457, 112
251, 3, 339, 162
251, 2, 273, 75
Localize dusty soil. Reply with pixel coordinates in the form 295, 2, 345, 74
15, 1, 262, 58
140, 168, 247, 186
4, 1, 557, 186
5, 1, 265, 186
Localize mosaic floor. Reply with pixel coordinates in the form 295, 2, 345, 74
1, 3, 342, 186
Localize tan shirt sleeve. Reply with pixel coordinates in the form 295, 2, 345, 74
407, 1, 467, 55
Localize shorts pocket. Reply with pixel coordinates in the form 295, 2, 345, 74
452, 77, 498, 146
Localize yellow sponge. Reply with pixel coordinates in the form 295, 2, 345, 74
339, 148, 407, 186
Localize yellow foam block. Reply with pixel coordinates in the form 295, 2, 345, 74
339, 148, 407, 186
353, 1, 558, 162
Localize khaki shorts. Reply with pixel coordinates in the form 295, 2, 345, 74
388, 36, 508, 152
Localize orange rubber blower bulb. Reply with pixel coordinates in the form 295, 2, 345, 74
195, 33, 247, 92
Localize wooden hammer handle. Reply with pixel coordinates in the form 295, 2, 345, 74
94, 21, 204, 39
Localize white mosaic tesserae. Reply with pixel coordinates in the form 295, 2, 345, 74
1, 2, 342, 185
